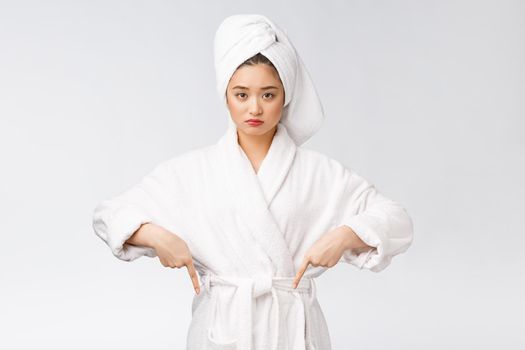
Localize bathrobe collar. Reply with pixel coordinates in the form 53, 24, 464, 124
216, 122, 297, 276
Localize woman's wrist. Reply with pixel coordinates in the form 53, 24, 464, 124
339, 225, 373, 253
127, 223, 167, 249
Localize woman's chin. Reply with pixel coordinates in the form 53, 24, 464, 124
239, 126, 269, 136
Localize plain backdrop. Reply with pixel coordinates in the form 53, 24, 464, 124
1, 0, 523, 349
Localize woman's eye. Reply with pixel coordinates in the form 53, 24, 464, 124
236, 93, 247, 99
263, 93, 274, 99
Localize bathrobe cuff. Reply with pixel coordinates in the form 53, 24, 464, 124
342, 247, 377, 270
340, 216, 392, 272
105, 204, 158, 261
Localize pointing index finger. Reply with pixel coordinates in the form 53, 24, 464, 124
293, 257, 310, 289
186, 260, 200, 294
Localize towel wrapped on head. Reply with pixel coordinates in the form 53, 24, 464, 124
214, 14, 325, 146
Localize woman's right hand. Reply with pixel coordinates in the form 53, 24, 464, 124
127, 223, 201, 294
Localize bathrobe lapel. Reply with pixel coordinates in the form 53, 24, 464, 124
216, 122, 297, 277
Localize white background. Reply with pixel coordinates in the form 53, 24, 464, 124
1, 0, 523, 349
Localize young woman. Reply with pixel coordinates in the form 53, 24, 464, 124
93, 14, 414, 350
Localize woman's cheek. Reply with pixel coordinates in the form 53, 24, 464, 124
269, 104, 283, 121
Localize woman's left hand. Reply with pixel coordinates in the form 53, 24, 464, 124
292, 225, 374, 288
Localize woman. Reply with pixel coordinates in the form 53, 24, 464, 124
92, 14, 414, 350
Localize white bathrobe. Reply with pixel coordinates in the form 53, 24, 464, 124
92, 121, 414, 350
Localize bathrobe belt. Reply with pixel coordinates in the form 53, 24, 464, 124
202, 273, 317, 350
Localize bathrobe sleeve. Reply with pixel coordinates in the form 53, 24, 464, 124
92, 161, 176, 262
337, 166, 414, 272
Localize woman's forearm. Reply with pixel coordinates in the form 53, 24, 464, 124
126, 223, 165, 249
340, 225, 375, 254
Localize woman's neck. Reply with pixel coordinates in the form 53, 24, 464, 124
237, 125, 277, 174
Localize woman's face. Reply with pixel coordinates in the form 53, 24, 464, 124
226, 63, 285, 138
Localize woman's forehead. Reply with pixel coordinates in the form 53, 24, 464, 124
228, 64, 283, 88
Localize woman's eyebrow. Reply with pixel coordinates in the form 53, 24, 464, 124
232, 85, 279, 90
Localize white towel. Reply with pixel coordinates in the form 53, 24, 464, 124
214, 14, 325, 146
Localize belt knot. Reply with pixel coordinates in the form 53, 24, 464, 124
252, 273, 273, 298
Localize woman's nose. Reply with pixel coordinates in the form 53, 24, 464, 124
249, 98, 262, 116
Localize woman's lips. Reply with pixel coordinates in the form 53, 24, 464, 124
245, 119, 264, 126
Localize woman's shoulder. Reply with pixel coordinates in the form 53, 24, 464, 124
296, 146, 351, 175
295, 147, 371, 191
154, 144, 218, 174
